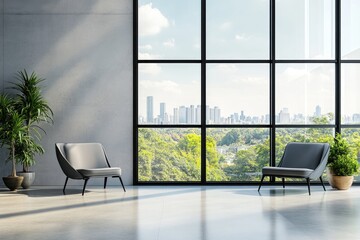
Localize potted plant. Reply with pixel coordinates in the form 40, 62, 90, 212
0, 94, 29, 191
327, 133, 359, 190
11, 70, 53, 189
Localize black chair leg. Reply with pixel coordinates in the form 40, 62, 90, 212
118, 176, 126, 192
258, 175, 265, 192
306, 178, 311, 195
82, 178, 89, 196
104, 177, 108, 189
319, 176, 326, 191
282, 178, 285, 188
63, 177, 69, 195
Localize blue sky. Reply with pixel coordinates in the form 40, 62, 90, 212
138, 0, 360, 121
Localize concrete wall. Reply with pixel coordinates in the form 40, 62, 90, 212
0, 0, 133, 186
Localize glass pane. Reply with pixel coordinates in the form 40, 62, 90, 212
138, 64, 200, 124
275, 128, 334, 165
341, 128, 360, 182
138, 0, 200, 59
342, 0, 360, 59
138, 128, 201, 181
206, 128, 270, 181
207, 0, 269, 59
276, 64, 335, 124
342, 64, 360, 124
207, 64, 269, 124
276, 0, 335, 59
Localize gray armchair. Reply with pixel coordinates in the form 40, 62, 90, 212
55, 143, 126, 195
258, 142, 330, 195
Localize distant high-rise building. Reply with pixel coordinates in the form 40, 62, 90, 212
195, 105, 201, 124
279, 108, 290, 123
160, 102, 166, 123
210, 108, 215, 123
206, 105, 210, 123
186, 107, 191, 123
240, 111, 245, 121
353, 114, 360, 123
315, 105, 321, 117
234, 113, 239, 123
214, 106, 220, 123
147, 96, 153, 123
190, 105, 195, 123
179, 106, 187, 124
265, 114, 270, 123
173, 108, 179, 124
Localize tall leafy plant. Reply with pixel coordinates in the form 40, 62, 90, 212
0, 95, 29, 177
11, 70, 53, 172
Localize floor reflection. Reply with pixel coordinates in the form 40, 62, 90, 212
1, 186, 360, 240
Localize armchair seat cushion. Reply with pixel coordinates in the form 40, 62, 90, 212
262, 167, 313, 178
77, 167, 122, 177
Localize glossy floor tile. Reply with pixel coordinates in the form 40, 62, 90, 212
0, 185, 360, 240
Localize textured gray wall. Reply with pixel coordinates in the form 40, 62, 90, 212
0, 0, 133, 186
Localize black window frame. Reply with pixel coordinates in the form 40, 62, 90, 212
133, 0, 360, 185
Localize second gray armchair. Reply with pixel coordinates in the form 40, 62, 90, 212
258, 142, 330, 195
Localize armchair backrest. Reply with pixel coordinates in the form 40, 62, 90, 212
55, 143, 110, 179
279, 142, 330, 170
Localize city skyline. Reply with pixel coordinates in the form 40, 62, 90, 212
139, 96, 360, 124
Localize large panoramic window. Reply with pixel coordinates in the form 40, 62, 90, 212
135, 0, 360, 184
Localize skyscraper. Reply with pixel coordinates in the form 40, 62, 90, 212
279, 108, 290, 123
173, 108, 179, 124
147, 96, 153, 123
190, 105, 195, 124
195, 105, 201, 124
160, 102, 166, 123
179, 106, 187, 123
315, 105, 321, 117
214, 106, 220, 123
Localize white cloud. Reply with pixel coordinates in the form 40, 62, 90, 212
220, 21, 232, 30
235, 34, 249, 41
139, 44, 153, 51
139, 64, 161, 75
163, 38, 175, 48
215, 64, 239, 74
139, 3, 169, 36
280, 67, 308, 81
140, 80, 181, 94
139, 52, 160, 60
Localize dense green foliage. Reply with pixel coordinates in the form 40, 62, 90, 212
138, 120, 360, 181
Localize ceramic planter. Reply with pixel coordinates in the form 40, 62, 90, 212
327, 167, 354, 190
17, 171, 35, 189
2, 176, 24, 191
331, 175, 354, 190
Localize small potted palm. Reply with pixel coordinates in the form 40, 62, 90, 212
327, 133, 359, 190
0, 94, 29, 191
11, 70, 53, 189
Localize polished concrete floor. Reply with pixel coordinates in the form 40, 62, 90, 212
1, 185, 360, 240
